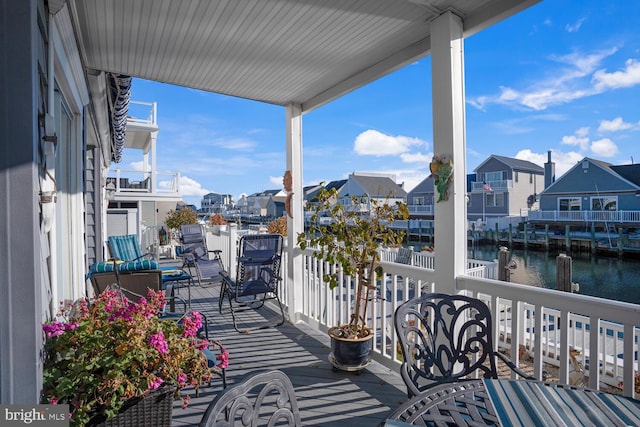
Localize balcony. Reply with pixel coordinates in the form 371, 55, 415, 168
161, 227, 640, 424
106, 100, 182, 201
201, 226, 640, 402
471, 179, 513, 192
528, 210, 640, 224
407, 204, 434, 216
106, 169, 181, 199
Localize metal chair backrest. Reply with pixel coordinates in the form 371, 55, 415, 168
395, 247, 413, 265
235, 234, 283, 297
199, 369, 302, 426
394, 293, 499, 397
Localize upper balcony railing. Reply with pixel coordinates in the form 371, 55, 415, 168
126, 100, 157, 126
407, 204, 434, 215
106, 169, 180, 196
471, 179, 513, 192
528, 210, 640, 223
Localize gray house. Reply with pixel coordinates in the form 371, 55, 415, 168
338, 172, 407, 212
406, 176, 435, 218
530, 157, 640, 230
468, 155, 544, 223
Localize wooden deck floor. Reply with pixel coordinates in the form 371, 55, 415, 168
166, 264, 407, 426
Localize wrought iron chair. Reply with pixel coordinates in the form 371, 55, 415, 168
199, 369, 302, 427
219, 234, 285, 333
394, 293, 534, 397
179, 224, 224, 285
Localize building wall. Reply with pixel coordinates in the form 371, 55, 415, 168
508, 172, 543, 216
0, 0, 45, 403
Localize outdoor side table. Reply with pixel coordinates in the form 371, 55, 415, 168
162, 269, 195, 308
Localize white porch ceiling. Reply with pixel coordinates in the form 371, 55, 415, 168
68, 0, 540, 113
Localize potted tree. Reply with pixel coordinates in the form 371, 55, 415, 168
209, 213, 228, 233
297, 187, 408, 371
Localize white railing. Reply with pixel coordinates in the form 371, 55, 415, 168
205, 230, 640, 398
126, 100, 157, 126
528, 210, 640, 224
459, 276, 640, 397
107, 169, 180, 195
407, 205, 434, 215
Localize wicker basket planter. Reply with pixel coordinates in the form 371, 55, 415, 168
89, 386, 174, 427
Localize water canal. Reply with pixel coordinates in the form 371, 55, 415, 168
465, 243, 640, 305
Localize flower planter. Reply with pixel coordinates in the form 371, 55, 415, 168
89, 386, 174, 427
328, 326, 373, 372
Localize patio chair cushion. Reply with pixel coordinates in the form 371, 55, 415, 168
89, 259, 159, 275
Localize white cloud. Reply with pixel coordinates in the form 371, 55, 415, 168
172, 175, 210, 197
129, 161, 145, 171
354, 129, 426, 156
561, 135, 590, 150
469, 47, 622, 111
565, 18, 586, 33
575, 126, 590, 137
269, 175, 283, 188
598, 117, 634, 132
590, 138, 618, 157
593, 59, 640, 90
515, 149, 584, 177
400, 152, 432, 164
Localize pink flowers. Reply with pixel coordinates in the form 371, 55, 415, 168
181, 311, 203, 338
149, 331, 169, 354
148, 376, 164, 390
41, 289, 224, 426
216, 347, 230, 369
42, 321, 79, 338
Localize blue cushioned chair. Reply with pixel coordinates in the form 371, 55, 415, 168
107, 234, 155, 262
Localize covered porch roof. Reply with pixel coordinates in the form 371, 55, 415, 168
69, 0, 539, 112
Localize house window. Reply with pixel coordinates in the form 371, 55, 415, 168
559, 198, 581, 211
591, 196, 617, 211
514, 172, 518, 183
413, 197, 424, 205
484, 171, 505, 182
486, 192, 504, 207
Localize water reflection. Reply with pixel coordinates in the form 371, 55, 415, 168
466, 244, 640, 304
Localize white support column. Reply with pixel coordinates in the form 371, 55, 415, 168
150, 131, 158, 193
285, 103, 304, 321
431, 11, 467, 295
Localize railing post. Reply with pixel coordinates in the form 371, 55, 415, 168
556, 253, 572, 292
498, 246, 510, 282
228, 223, 238, 280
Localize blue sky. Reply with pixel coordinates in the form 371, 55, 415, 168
122, 0, 640, 208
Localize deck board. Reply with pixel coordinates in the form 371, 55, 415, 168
166, 264, 407, 426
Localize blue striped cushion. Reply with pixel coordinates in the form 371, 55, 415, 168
89, 259, 159, 274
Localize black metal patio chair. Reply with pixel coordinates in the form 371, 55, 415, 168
179, 224, 224, 285
394, 292, 534, 397
219, 233, 285, 333
199, 369, 302, 427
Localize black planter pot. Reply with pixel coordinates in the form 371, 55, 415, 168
328, 326, 373, 372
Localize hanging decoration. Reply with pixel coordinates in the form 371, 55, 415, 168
283, 170, 294, 218
430, 155, 453, 202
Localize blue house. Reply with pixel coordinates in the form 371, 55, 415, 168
530, 157, 640, 230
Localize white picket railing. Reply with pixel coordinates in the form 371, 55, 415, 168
206, 228, 640, 398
